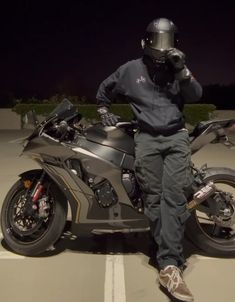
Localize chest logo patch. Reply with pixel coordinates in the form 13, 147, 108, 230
136, 76, 146, 84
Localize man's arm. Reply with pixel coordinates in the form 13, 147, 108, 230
96, 65, 125, 126
179, 77, 203, 103
167, 48, 203, 103
96, 67, 122, 108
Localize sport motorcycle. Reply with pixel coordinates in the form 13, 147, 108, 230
1, 99, 235, 256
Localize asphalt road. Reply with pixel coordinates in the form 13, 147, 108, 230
0, 130, 235, 302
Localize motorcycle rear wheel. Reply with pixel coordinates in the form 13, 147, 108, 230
186, 167, 235, 256
1, 179, 67, 256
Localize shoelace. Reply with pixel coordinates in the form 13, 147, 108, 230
164, 266, 183, 293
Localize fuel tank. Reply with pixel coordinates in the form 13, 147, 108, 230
83, 123, 135, 155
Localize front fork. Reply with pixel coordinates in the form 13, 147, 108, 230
30, 171, 46, 202
22, 171, 50, 218
22, 171, 46, 210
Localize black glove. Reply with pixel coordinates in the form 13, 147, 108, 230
97, 107, 119, 126
167, 48, 192, 82
167, 48, 185, 70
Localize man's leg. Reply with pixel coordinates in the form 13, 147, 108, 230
157, 130, 194, 302
134, 132, 163, 245
157, 130, 191, 269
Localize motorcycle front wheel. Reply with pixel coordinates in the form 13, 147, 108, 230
1, 178, 67, 256
186, 167, 235, 256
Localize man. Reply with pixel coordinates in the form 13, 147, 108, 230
96, 18, 202, 302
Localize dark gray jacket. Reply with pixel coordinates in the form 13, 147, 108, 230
96, 57, 202, 135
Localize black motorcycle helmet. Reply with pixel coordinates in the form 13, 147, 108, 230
141, 18, 178, 63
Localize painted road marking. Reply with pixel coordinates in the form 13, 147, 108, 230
8, 137, 28, 144
104, 255, 126, 302
193, 255, 220, 260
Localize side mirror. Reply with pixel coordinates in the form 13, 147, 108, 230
23, 110, 39, 127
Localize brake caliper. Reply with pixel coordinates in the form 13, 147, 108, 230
211, 192, 235, 227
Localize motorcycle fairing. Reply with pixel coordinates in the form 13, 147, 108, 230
21, 132, 148, 234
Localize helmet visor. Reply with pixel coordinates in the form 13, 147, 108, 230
145, 32, 175, 51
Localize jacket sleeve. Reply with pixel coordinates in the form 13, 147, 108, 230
96, 64, 126, 108
180, 77, 203, 103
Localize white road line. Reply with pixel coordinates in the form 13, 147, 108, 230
8, 138, 25, 144
193, 255, 219, 260
104, 255, 126, 302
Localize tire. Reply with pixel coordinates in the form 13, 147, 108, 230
1, 178, 68, 256
186, 167, 235, 256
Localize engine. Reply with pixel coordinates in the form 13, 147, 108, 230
94, 180, 118, 208
122, 171, 143, 212
86, 170, 143, 211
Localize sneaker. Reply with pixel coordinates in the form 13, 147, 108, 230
159, 265, 194, 302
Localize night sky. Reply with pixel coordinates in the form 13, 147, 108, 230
0, 0, 235, 106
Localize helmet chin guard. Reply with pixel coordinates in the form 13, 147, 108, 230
142, 44, 168, 63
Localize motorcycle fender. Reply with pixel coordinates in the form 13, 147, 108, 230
19, 169, 43, 180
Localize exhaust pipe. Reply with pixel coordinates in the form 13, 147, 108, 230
187, 181, 216, 210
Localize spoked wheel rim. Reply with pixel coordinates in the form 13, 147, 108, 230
7, 185, 55, 244
194, 179, 235, 246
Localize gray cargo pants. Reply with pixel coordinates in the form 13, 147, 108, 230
134, 130, 192, 269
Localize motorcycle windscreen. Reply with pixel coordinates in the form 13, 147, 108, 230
47, 99, 77, 120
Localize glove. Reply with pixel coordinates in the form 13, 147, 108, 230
167, 48, 192, 82
97, 107, 119, 126
167, 48, 185, 70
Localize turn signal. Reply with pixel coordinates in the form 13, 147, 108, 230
23, 180, 32, 189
